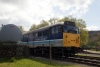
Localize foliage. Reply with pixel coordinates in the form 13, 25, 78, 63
76, 19, 88, 45
37, 20, 49, 29
87, 31, 100, 48
97, 33, 100, 40
0, 57, 84, 67
18, 26, 26, 33
48, 18, 59, 25
29, 24, 37, 31
29, 20, 49, 31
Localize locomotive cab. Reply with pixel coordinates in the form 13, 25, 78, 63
63, 21, 80, 47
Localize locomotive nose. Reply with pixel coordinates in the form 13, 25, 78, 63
63, 33, 80, 47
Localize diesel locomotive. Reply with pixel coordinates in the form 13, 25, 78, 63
22, 21, 80, 57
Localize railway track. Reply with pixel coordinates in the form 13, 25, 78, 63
32, 53, 100, 67
82, 50, 100, 55
82, 52, 100, 55
64, 56, 100, 67
53, 56, 100, 67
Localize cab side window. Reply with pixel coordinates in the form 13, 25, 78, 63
43, 30, 48, 36
58, 25, 63, 32
38, 32, 42, 37
35, 32, 38, 37
51, 27, 55, 34
55, 26, 58, 33
50, 26, 63, 34
29, 34, 33, 41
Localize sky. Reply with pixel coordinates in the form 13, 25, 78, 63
0, 0, 100, 31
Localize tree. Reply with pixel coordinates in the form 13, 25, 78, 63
37, 20, 49, 29
58, 17, 69, 22
58, 15, 76, 22
76, 19, 88, 45
19, 26, 26, 33
29, 24, 37, 31
48, 18, 59, 25
98, 33, 100, 40
29, 20, 49, 31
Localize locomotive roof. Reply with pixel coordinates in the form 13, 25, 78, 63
24, 22, 64, 35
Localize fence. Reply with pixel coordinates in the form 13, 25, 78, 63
0, 44, 29, 58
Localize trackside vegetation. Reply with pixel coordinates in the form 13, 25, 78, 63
0, 57, 88, 67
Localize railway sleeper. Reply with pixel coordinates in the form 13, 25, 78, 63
68, 59, 99, 66
67, 57, 100, 66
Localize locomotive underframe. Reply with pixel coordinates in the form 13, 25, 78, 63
29, 46, 79, 57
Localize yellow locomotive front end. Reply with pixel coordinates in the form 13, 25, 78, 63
63, 33, 80, 48
62, 21, 80, 56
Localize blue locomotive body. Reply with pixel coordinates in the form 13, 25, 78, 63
22, 23, 63, 47
22, 21, 80, 57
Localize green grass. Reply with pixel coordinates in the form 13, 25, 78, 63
0, 57, 87, 67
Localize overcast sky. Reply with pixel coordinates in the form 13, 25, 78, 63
0, 0, 100, 31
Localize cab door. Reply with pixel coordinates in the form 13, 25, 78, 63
49, 26, 55, 39
55, 25, 63, 39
